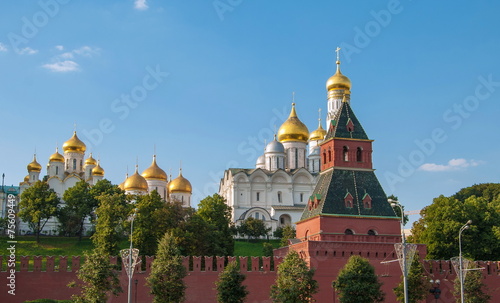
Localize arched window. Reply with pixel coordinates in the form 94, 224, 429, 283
356, 147, 362, 162
343, 146, 349, 161
368, 229, 377, 236
322, 152, 327, 164
345, 229, 354, 235
328, 149, 332, 162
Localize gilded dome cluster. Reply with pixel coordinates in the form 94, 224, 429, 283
326, 61, 351, 91
142, 155, 168, 181
124, 166, 149, 192
309, 120, 327, 141
85, 153, 97, 166
62, 131, 86, 154
277, 103, 310, 143
168, 169, 192, 193
27, 155, 42, 172
49, 148, 64, 163
92, 161, 105, 176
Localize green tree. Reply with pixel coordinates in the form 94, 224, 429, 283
274, 225, 296, 247
197, 194, 235, 256
388, 195, 409, 225
333, 255, 384, 303
263, 242, 274, 257
91, 193, 129, 255
238, 217, 271, 241
215, 260, 249, 303
173, 210, 216, 256
19, 181, 60, 243
453, 260, 491, 303
393, 255, 428, 303
410, 185, 500, 260
132, 191, 166, 256
147, 231, 187, 303
69, 248, 122, 303
270, 250, 318, 303
59, 180, 95, 240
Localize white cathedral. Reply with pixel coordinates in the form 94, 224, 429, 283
19, 132, 192, 235
219, 57, 352, 233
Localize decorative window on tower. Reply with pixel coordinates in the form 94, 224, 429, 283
356, 147, 362, 162
344, 192, 354, 208
277, 191, 282, 203
343, 146, 349, 162
322, 152, 327, 164
300, 193, 304, 202
328, 149, 332, 162
72, 159, 77, 170
256, 192, 260, 202
55, 166, 59, 175
346, 118, 354, 132
363, 193, 372, 209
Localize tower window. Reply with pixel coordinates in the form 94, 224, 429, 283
256, 192, 260, 201
255, 212, 260, 219
343, 146, 349, 162
357, 147, 362, 162
278, 191, 282, 203
322, 152, 327, 164
368, 229, 376, 236
328, 149, 332, 162
73, 159, 77, 170
55, 166, 59, 175
345, 229, 354, 235
300, 193, 304, 202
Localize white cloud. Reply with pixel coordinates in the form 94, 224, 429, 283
43, 45, 99, 72
18, 47, 38, 55
42, 60, 79, 73
418, 158, 482, 172
134, 0, 148, 10
0, 43, 7, 52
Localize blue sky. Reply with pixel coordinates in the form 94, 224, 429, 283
1, 1, 499, 226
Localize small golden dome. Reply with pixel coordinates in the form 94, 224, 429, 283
326, 61, 351, 91
27, 155, 42, 172
168, 169, 192, 193
118, 174, 128, 190
49, 148, 64, 163
124, 166, 149, 192
85, 153, 97, 166
62, 131, 86, 154
309, 120, 327, 141
277, 103, 309, 143
24, 175, 30, 182
142, 155, 167, 181
92, 161, 105, 176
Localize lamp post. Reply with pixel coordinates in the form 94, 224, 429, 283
389, 199, 408, 303
127, 209, 138, 303
429, 279, 441, 302
459, 220, 472, 303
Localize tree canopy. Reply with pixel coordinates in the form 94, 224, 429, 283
410, 183, 500, 260
393, 254, 428, 303
238, 217, 271, 241
215, 260, 248, 303
453, 259, 491, 303
19, 181, 60, 243
147, 231, 187, 303
270, 250, 318, 303
333, 255, 384, 303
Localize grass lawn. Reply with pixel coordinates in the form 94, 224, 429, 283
0, 236, 281, 259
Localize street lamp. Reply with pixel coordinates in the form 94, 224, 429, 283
429, 279, 441, 302
389, 199, 408, 303
121, 208, 139, 303
459, 220, 472, 303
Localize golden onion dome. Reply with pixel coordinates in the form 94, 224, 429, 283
124, 166, 149, 192
142, 155, 167, 181
85, 153, 97, 166
168, 169, 192, 193
49, 148, 64, 163
277, 103, 309, 143
24, 175, 30, 182
92, 161, 105, 176
62, 131, 86, 154
27, 155, 42, 172
118, 174, 128, 190
309, 119, 327, 141
326, 61, 351, 91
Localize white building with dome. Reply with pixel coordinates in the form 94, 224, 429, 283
18, 131, 192, 235
219, 59, 352, 234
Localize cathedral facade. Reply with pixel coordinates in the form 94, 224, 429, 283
219, 57, 355, 234
18, 132, 192, 235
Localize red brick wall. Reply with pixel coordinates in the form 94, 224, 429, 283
1, 255, 499, 303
